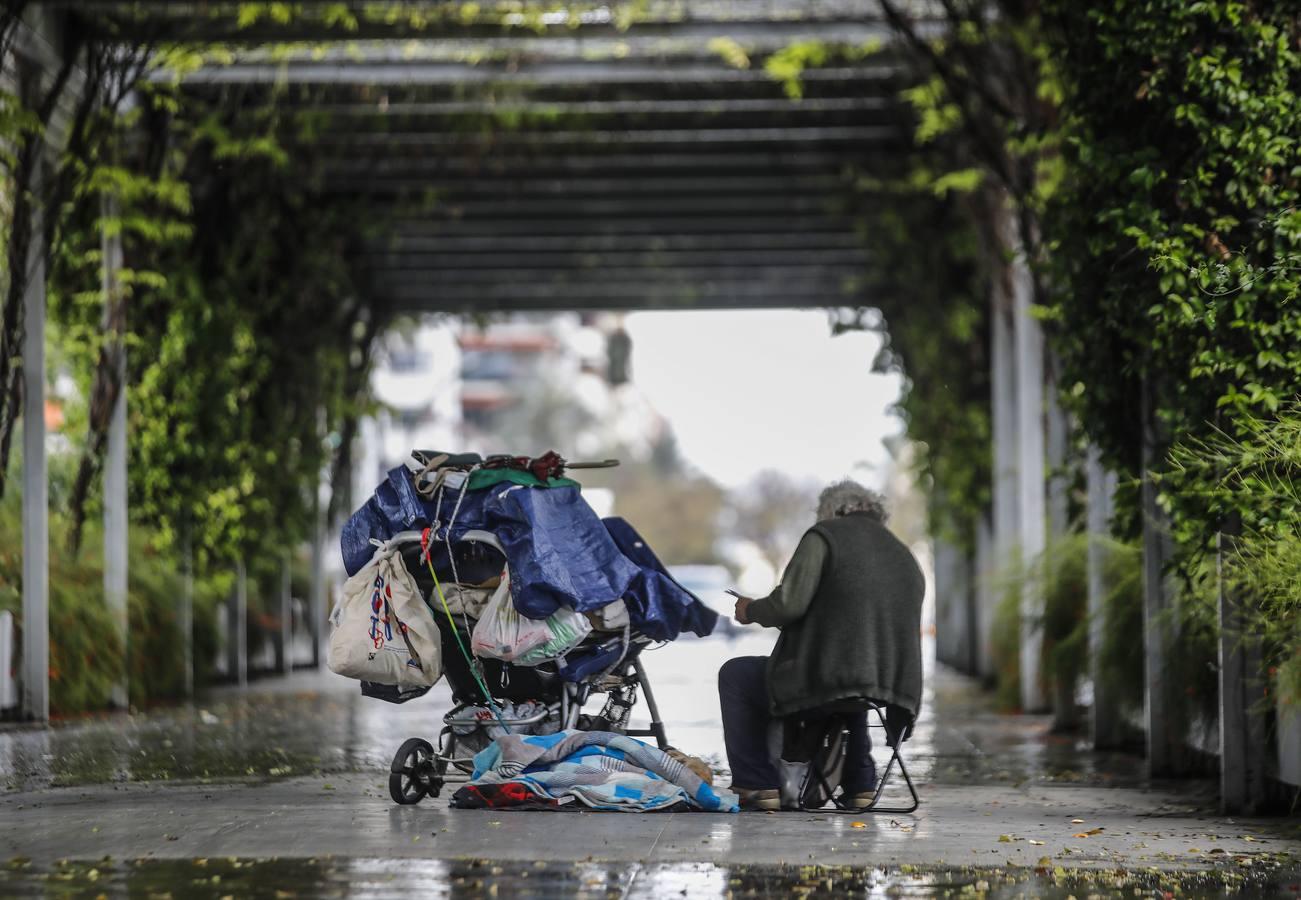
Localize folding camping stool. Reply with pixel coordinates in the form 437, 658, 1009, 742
777, 698, 920, 813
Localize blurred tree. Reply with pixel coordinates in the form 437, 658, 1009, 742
605, 465, 727, 567
728, 469, 819, 574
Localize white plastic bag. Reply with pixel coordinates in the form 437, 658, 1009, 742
329, 537, 442, 688
470, 567, 592, 665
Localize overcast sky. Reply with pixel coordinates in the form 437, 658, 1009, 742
624, 310, 904, 490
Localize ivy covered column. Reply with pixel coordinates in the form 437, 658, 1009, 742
20, 149, 49, 724
101, 194, 129, 710
1217, 528, 1269, 812
1086, 446, 1121, 748
989, 254, 1019, 686
1013, 244, 1047, 715
1140, 380, 1185, 775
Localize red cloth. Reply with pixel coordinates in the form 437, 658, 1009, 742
450, 782, 567, 810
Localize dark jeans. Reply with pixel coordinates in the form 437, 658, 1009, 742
718, 655, 875, 793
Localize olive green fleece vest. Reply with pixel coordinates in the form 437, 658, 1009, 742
765, 512, 925, 719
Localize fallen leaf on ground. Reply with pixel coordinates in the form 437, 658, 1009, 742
851, 821, 866, 829
1072, 827, 1105, 838
1070, 818, 1085, 824
1029, 840, 1045, 846
998, 834, 1014, 843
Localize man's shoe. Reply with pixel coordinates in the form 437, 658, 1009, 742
733, 788, 780, 811
840, 790, 876, 811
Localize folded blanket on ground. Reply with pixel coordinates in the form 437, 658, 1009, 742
452, 730, 738, 812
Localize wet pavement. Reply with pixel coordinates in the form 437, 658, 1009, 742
1, 630, 1298, 896
0, 629, 1145, 791
2, 856, 1297, 899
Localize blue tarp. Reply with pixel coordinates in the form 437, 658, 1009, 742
602, 517, 718, 641
340, 466, 716, 643
483, 484, 640, 618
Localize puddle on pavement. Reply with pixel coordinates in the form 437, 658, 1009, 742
2, 631, 1152, 791
1, 857, 1297, 899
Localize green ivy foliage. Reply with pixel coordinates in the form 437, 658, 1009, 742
1038, 0, 1301, 544
41, 69, 399, 569
837, 160, 993, 553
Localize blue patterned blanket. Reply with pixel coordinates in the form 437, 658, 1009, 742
465, 730, 738, 812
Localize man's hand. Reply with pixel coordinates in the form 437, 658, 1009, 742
733, 595, 754, 625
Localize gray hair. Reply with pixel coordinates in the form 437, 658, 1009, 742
816, 479, 887, 523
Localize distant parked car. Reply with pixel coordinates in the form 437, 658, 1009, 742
668, 565, 744, 638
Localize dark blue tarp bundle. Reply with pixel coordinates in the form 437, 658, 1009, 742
340, 466, 716, 642
602, 517, 718, 641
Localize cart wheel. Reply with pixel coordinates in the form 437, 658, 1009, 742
389, 737, 436, 805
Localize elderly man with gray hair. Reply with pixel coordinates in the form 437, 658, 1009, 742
719, 479, 925, 811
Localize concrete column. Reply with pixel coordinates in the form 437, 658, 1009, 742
990, 271, 1019, 687
1010, 218, 1046, 714
1217, 529, 1268, 813
101, 196, 128, 710
228, 558, 248, 687
1086, 446, 1122, 748
20, 153, 49, 724
933, 537, 973, 673
1045, 385, 1070, 539
973, 513, 996, 679
1140, 379, 1183, 775
310, 488, 326, 669
180, 523, 194, 698
278, 554, 292, 674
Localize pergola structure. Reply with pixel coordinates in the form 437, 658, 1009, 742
8, 0, 1042, 715
50, 1, 948, 314
11, 0, 1071, 776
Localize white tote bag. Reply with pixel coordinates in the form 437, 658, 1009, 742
329, 536, 442, 688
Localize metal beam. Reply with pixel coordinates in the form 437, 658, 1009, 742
381, 278, 862, 309
375, 264, 863, 284
370, 248, 869, 269
320, 149, 884, 178
325, 173, 852, 197
382, 215, 856, 237
168, 62, 901, 87
302, 103, 903, 137
315, 96, 894, 118
183, 24, 904, 56
393, 292, 864, 313
78, 9, 927, 44
201, 70, 906, 107
374, 231, 868, 253
391, 194, 848, 219
313, 124, 901, 148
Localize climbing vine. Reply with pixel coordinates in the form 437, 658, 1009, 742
1037, 0, 1301, 548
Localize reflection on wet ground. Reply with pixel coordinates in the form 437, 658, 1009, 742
0, 630, 1147, 792
1, 856, 1296, 899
